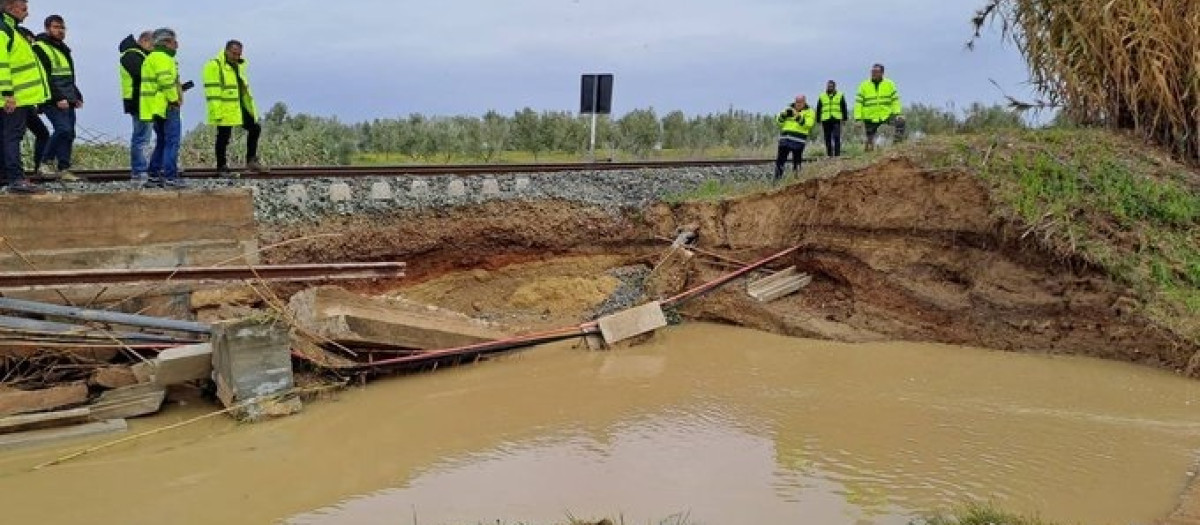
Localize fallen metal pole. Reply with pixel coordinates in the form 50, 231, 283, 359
0, 262, 406, 289
0, 298, 211, 335
0, 315, 200, 344
324, 245, 802, 372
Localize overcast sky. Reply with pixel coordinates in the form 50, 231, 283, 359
30, 0, 1030, 138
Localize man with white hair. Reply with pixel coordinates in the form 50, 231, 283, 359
140, 27, 184, 188
0, 0, 49, 194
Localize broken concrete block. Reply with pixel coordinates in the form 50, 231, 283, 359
131, 361, 156, 384
154, 343, 214, 386
211, 319, 296, 422
284, 184, 308, 206
90, 367, 139, 389
583, 334, 608, 351
370, 182, 394, 201
482, 178, 501, 197
747, 267, 813, 303
191, 286, 259, 309
289, 286, 506, 350
0, 383, 88, 417
0, 419, 127, 451
0, 408, 92, 435
328, 183, 353, 202
598, 301, 669, 344
89, 384, 166, 420
447, 179, 467, 198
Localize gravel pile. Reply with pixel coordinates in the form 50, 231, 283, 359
590, 265, 652, 320
25, 165, 773, 224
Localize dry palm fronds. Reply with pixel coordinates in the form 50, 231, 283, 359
973, 0, 1200, 164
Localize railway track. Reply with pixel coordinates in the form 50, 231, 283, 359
52, 158, 773, 183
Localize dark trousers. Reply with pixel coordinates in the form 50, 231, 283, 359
40, 105, 76, 169
822, 120, 842, 157
2, 106, 30, 185
25, 111, 48, 168
774, 138, 806, 181
215, 110, 261, 169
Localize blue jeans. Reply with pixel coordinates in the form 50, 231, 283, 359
2, 106, 30, 184
40, 105, 76, 170
130, 115, 152, 175
148, 108, 181, 180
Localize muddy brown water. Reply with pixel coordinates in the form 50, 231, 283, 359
2, 324, 1199, 525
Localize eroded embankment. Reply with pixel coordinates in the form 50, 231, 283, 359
262, 158, 1197, 375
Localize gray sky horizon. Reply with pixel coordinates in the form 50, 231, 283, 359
30, 0, 1031, 140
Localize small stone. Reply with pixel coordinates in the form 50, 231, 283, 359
284, 184, 308, 206
328, 182, 353, 202
447, 179, 467, 198
514, 177, 532, 193
410, 180, 430, 197
369, 182, 393, 201
481, 178, 501, 197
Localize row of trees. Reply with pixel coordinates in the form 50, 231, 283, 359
69, 102, 1028, 169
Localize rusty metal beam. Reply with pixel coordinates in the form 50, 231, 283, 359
0, 262, 406, 289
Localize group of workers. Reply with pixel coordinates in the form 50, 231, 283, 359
0, 0, 263, 194
774, 63, 905, 181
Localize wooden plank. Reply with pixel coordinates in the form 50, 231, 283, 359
598, 301, 668, 344
0, 383, 88, 417
0, 408, 92, 435
0, 419, 128, 451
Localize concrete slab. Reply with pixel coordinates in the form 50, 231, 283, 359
598, 301, 669, 344
0, 419, 127, 451
328, 183, 353, 202
0, 408, 92, 435
211, 319, 296, 421
289, 286, 506, 350
90, 367, 139, 389
748, 267, 812, 303
89, 384, 166, 420
0, 383, 88, 417
154, 343, 213, 385
447, 179, 467, 198
369, 182, 394, 201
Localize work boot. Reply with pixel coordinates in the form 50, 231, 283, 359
144, 176, 164, 189
55, 168, 81, 182
245, 158, 269, 174
7, 179, 44, 194
163, 178, 187, 189
216, 166, 241, 179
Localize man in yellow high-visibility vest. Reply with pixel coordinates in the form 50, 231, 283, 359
204, 40, 264, 177
0, 0, 49, 194
32, 14, 82, 181
815, 80, 848, 157
774, 95, 815, 183
139, 27, 184, 188
119, 31, 153, 182
854, 63, 906, 152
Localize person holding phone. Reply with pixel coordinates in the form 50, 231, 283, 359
139, 27, 183, 188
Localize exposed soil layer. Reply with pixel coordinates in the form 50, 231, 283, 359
263, 159, 1197, 376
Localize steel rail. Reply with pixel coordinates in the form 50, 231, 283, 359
41, 158, 773, 183
0, 262, 406, 289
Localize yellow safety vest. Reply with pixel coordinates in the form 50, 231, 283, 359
0, 14, 49, 107
203, 52, 258, 126
120, 47, 145, 100
854, 78, 901, 123
139, 49, 179, 121
819, 92, 844, 121
777, 106, 816, 137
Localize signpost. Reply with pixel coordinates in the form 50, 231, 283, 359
580, 74, 614, 161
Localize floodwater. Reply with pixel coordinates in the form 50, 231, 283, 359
2, 324, 1200, 525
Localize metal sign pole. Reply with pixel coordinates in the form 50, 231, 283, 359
588, 81, 599, 162
589, 112, 598, 162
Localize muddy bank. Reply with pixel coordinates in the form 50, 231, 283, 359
262, 157, 1196, 376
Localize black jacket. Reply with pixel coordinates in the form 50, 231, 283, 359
32, 34, 82, 104
118, 35, 146, 114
